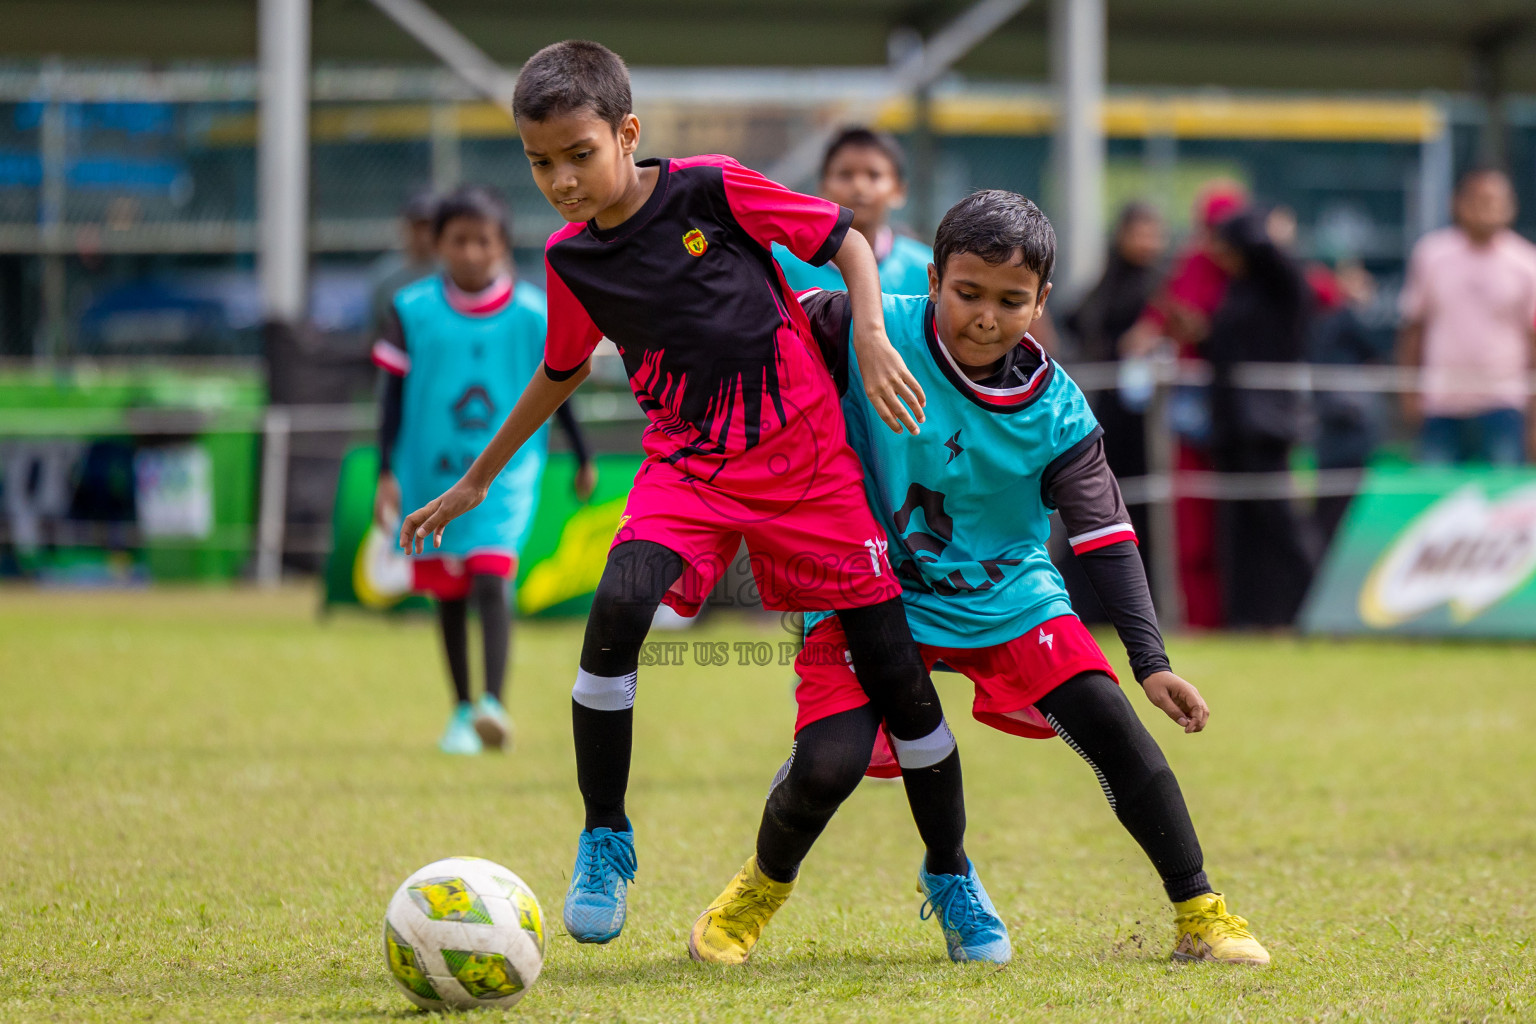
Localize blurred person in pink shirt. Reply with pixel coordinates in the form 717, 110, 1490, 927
1398, 168, 1536, 465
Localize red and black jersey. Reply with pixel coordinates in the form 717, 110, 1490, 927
542, 155, 855, 493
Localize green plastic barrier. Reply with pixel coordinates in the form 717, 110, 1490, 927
0, 367, 263, 581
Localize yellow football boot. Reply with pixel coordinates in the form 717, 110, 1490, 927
688, 856, 795, 965
1172, 893, 1270, 965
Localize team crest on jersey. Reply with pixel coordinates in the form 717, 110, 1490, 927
683, 228, 708, 257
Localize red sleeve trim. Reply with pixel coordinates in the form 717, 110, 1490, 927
371, 340, 410, 376
1070, 525, 1139, 555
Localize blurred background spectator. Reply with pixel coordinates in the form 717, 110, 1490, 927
1311, 260, 1388, 546
367, 189, 441, 345
1064, 201, 1166, 577
1119, 182, 1248, 629
1204, 208, 1315, 627
1398, 168, 1536, 467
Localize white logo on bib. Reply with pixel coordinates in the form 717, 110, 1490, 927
863, 537, 889, 577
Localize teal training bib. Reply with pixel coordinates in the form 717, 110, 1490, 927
393, 277, 550, 559
811, 293, 1100, 647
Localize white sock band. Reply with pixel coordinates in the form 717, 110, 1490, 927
890, 718, 956, 770
572, 668, 637, 711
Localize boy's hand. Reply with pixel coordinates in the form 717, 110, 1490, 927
573, 461, 598, 502
399, 478, 487, 554
1141, 670, 1209, 733
373, 472, 400, 531
855, 330, 926, 435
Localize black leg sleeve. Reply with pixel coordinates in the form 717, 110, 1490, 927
1034, 671, 1211, 903
835, 598, 968, 876
437, 597, 470, 705
572, 541, 685, 833
755, 705, 881, 883
471, 574, 511, 701
834, 598, 944, 741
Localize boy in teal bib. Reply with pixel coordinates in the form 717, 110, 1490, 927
774, 127, 932, 297
791, 190, 1272, 966
374, 186, 593, 755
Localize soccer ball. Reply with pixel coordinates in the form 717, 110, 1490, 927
383, 856, 545, 1012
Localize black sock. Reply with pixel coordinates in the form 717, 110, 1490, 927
756, 706, 879, 883
571, 541, 684, 834
472, 574, 511, 702
437, 597, 470, 705
901, 749, 969, 877
572, 700, 633, 833
1034, 671, 1210, 903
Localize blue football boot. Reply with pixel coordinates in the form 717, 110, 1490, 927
563, 824, 637, 943
918, 859, 1012, 963
438, 702, 482, 755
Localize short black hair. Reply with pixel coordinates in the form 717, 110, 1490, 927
821, 126, 907, 183
401, 187, 439, 223
1455, 164, 1511, 196
933, 190, 1056, 287
433, 185, 511, 244
513, 40, 632, 131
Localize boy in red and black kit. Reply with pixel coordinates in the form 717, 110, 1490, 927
400, 40, 1009, 965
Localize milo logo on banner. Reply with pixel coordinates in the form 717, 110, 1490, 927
1359, 485, 1536, 627
1302, 467, 1536, 638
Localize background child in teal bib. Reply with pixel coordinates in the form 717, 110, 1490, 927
374, 185, 593, 755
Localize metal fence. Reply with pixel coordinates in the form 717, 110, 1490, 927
5, 61, 1536, 617
6, 357, 1529, 629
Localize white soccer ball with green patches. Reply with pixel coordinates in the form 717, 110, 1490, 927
383, 856, 545, 1012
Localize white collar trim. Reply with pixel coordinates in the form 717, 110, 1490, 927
934, 331, 1049, 397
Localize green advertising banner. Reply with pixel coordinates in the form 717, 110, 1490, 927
1300, 465, 1536, 638
323, 448, 643, 617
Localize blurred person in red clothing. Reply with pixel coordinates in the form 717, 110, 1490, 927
1120, 181, 1248, 629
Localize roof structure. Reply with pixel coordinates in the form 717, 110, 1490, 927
4, 0, 1536, 93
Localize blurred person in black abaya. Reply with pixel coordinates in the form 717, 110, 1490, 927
1067, 202, 1167, 475
1204, 209, 1315, 628
1059, 203, 1166, 618
1309, 261, 1388, 548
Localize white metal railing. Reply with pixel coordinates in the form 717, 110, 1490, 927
0, 360, 1528, 604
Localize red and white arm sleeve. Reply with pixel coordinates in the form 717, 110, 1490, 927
371, 306, 410, 377
1042, 434, 1138, 554
1045, 435, 1170, 682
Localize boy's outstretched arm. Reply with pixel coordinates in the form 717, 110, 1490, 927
1043, 436, 1210, 733
399, 361, 591, 553
830, 229, 925, 434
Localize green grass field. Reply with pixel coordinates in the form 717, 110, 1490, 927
1, 586, 1533, 1023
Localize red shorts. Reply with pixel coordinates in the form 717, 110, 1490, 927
412, 550, 516, 601
795, 613, 1118, 773
613, 458, 901, 615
